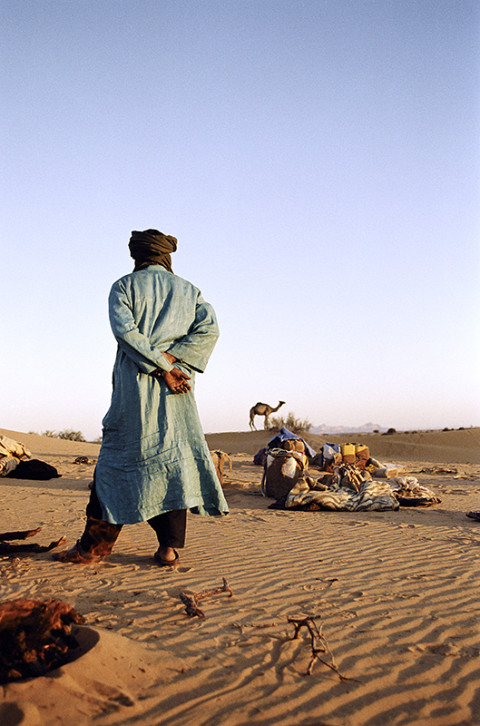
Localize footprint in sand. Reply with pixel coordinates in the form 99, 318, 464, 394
90, 681, 136, 707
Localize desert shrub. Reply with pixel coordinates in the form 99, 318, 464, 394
268, 411, 312, 434
39, 429, 86, 441
57, 429, 86, 442
44, 429, 86, 442
383, 427, 397, 436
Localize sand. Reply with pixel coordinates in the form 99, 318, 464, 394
1, 426, 480, 726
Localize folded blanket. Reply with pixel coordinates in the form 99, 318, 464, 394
284, 474, 440, 511
0, 435, 31, 476
388, 476, 442, 506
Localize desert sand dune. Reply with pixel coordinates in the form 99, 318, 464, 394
1, 427, 480, 725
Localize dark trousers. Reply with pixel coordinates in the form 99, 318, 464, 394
81, 483, 187, 552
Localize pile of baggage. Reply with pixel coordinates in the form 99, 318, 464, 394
258, 429, 440, 511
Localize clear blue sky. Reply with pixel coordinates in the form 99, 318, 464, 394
2, 0, 479, 439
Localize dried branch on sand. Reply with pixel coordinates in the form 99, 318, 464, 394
179, 578, 233, 618
0, 527, 66, 554
288, 615, 358, 680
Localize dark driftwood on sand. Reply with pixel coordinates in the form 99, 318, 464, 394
180, 578, 233, 618
288, 615, 358, 680
0, 527, 66, 554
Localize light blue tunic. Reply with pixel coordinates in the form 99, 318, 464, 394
94, 266, 229, 524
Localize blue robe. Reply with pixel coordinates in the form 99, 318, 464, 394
94, 266, 229, 524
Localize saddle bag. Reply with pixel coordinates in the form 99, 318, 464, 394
262, 448, 308, 499
322, 443, 342, 472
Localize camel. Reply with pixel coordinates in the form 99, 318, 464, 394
210, 450, 232, 486
249, 401, 285, 430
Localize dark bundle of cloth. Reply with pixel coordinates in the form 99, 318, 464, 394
6, 459, 60, 480
0, 599, 84, 683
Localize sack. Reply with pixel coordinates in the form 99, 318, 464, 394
253, 447, 268, 466
322, 443, 342, 471
282, 439, 305, 453
262, 448, 307, 499
266, 428, 316, 459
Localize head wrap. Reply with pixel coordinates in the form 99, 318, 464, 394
128, 229, 177, 272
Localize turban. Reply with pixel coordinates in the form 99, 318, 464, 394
128, 229, 177, 273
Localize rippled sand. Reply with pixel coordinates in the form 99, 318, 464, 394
1, 427, 480, 725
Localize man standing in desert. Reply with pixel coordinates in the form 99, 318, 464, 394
54, 229, 228, 566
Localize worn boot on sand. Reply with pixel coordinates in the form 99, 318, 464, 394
53, 517, 122, 564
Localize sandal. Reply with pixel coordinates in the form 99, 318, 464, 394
154, 548, 179, 566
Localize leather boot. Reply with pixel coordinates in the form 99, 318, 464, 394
53, 517, 122, 564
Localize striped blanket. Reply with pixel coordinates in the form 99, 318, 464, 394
284, 475, 440, 511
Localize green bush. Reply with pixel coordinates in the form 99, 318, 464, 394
40, 429, 86, 442
56, 429, 86, 442
268, 411, 312, 434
